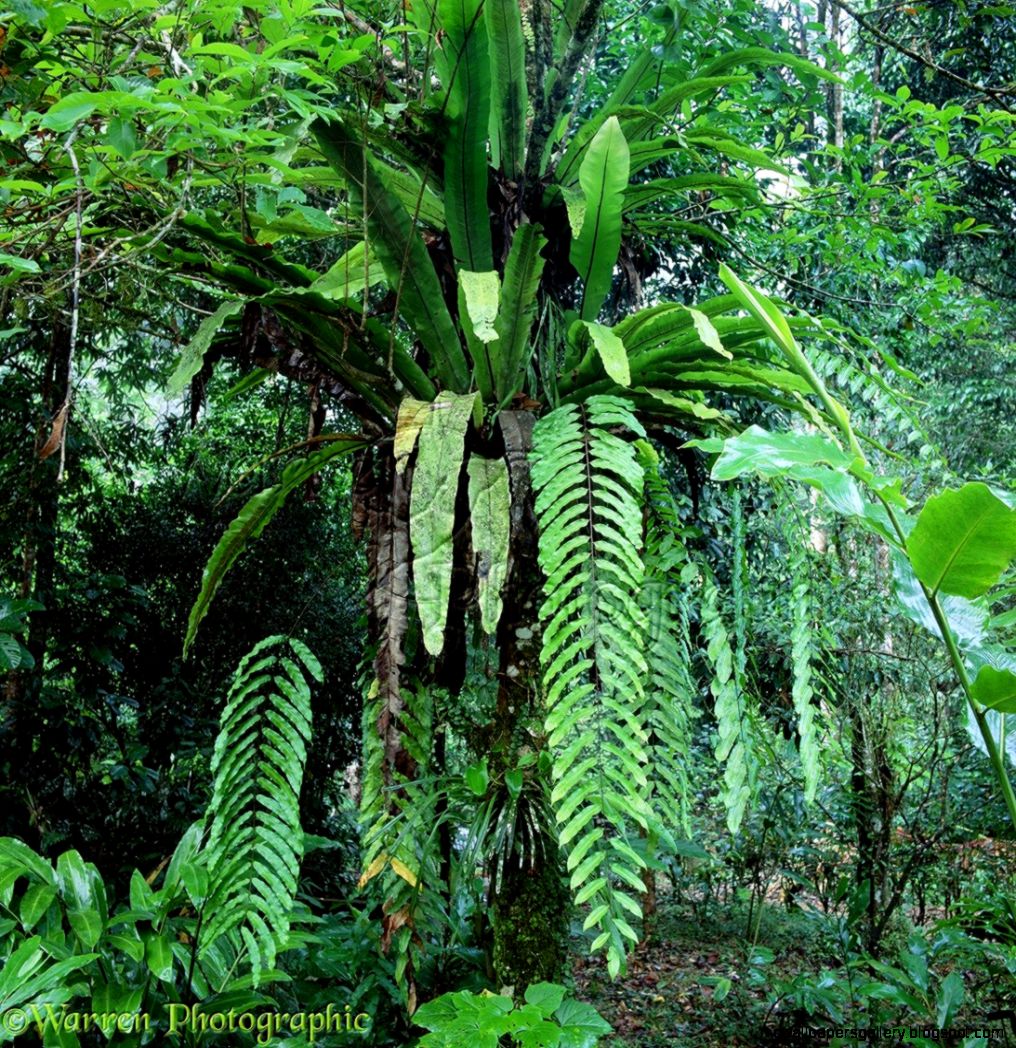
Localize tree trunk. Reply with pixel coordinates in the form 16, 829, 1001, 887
826, 2, 845, 171
849, 698, 894, 955
488, 412, 570, 991
2, 314, 70, 843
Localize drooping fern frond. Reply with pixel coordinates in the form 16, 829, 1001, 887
530, 394, 650, 978
790, 544, 821, 803
700, 569, 757, 835
779, 507, 825, 804
730, 485, 749, 694
637, 443, 697, 842
808, 322, 934, 457
201, 635, 322, 985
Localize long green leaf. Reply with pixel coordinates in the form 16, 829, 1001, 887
459, 269, 501, 400
486, 0, 527, 179
494, 224, 547, 403
570, 117, 629, 322
184, 438, 367, 656
467, 455, 511, 635
697, 47, 841, 83
312, 118, 470, 392
439, 0, 493, 271
167, 300, 243, 396
619, 76, 753, 146
555, 34, 672, 184
411, 392, 481, 656
623, 174, 759, 213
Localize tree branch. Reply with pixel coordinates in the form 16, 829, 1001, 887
829, 0, 1016, 114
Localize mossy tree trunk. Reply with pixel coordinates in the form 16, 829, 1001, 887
488, 411, 570, 990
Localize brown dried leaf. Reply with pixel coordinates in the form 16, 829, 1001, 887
38, 401, 69, 460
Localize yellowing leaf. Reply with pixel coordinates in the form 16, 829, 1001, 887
357, 853, 388, 888
395, 398, 430, 475
390, 858, 419, 887
583, 321, 630, 387
685, 306, 730, 358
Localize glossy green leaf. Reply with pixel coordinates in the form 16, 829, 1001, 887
712, 425, 854, 479
465, 760, 489, 797
970, 665, 1016, 713
936, 971, 965, 1029
313, 118, 469, 391
19, 884, 56, 930
56, 852, 103, 949
439, 0, 493, 271
38, 93, 97, 132
145, 932, 175, 982
906, 483, 1016, 598
485, 0, 527, 178
308, 242, 386, 302
570, 117, 629, 321
554, 997, 613, 1045
890, 550, 987, 647
494, 224, 547, 402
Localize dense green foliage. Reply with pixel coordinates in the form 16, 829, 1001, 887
1, 0, 1015, 1044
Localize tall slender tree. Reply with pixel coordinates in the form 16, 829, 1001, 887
175, 0, 858, 993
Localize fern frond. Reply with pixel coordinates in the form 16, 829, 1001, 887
700, 570, 756, 835
201, 636, 322, 986
730, 486, 749, 693
357, 679, 446, 1006
637, 443, 697, 842
809, 339, 935, 459
781, 509, 824, 804
531, 394, 649, 978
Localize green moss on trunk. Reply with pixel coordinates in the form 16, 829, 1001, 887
491, 849, 571, 991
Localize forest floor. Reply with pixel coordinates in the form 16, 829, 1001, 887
569, 888, 1016, 1048
571, 893, 822, 1047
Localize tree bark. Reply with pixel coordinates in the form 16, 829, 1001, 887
488, 411, 570, 991
2, 313, 70, 843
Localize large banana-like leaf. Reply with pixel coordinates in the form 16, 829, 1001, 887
411, 392, 482, 656
494, 223, 547, 403
570, 117, 629, 322
485, 0, 527, 179
184, 437, 368, 656
439, 0, 494, 272
313, 117, 470, 393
